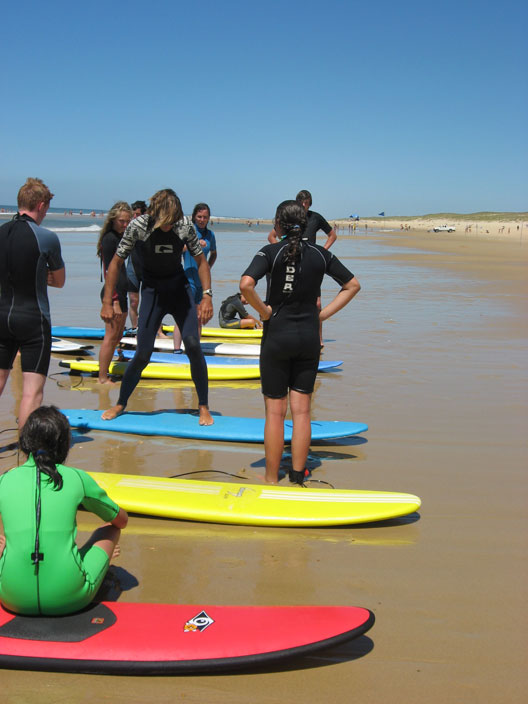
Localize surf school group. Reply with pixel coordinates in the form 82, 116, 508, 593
0, 177, 420, 670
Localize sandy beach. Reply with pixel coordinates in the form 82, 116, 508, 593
1, 221, 527, 702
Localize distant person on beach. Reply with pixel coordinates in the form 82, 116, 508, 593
0, 405, 128, 615
267, 190, 337, 249
97, 201, 133, 384
219, 293, 262, 329
100, 188, 214, 425
172, 202, 218, 350
241, 200, 360, 484
126, 200, 148, 329
0, 178, 65, 429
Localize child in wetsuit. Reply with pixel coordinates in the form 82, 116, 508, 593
0, 405, 128, 615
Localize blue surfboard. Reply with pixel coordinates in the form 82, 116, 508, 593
62, 409, 367, 443
116, 348, 342, 372
52, 326, 107, 339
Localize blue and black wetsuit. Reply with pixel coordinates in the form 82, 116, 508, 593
243, 240, 353, 398
0, 214, 64, 375
114, 214, 208, 407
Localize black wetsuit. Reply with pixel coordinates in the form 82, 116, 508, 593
0, 214, 64, 375
243, 239, 353, 397
113, 214, 207, 407
304, 210, 333, 244
100, 230, 128, 312
219, 293, 250, 328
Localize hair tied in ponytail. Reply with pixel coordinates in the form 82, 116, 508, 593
35, 449, 47, 457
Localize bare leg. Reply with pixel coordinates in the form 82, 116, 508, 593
289, 389, 312, 473
128, 292, 139, 328
264, 395, 288, 483
80, 524, 121, 562
19, 372, 46, 429
172, 324, 182, 352
98, 313, 127, 384
0, 368, 9, 397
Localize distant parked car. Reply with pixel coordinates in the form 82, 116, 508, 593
433, 225, 456, 232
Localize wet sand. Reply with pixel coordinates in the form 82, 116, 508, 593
1, 226, 527, 702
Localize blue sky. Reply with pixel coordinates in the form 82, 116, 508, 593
1, 0, 526, 217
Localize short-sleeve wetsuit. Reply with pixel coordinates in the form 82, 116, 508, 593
304, 210, 333, 244
243, 240, 353, 398
0, 214, 64, 375
113, 213, 208, 408
219, 293, 250, 329
100, 229, 129, 312
0, 456, 119, 615
183, 225, 216, 304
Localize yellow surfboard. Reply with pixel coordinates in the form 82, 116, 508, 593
60, 359, 260, 380
88, 472, 421, 527
163, 325, 263, 339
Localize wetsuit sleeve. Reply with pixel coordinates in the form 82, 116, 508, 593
100, 234, 117, 274
315, 212, 333, 235
76, 469, 120, 522
242, 248, 271, 282
42, 230, 65, 271
233, 297, 249, 318
182, 222, 203, 258
116, 219, 140, 259
326, 252, 354, 286
209, 230, 217, 253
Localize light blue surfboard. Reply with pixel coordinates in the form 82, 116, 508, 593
53, 326, 120, 339
62, 409, 367, 443
117, 348, 342, 371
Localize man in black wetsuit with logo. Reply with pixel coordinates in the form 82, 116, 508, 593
100, 189, 214, 425
0, 178, 66, 429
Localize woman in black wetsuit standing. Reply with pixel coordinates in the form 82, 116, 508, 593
240, 200, 360, 484
97, 201, 132, 384
100, 189, 214, 425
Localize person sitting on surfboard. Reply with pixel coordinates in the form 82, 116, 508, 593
0, 405, 128, 615
218, 292, 262, 330
240, 200, 360, 484
99, 189, 214, 425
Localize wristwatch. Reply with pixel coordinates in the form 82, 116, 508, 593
204, 288, 213, 297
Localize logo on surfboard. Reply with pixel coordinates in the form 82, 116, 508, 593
184, 610, 215, 632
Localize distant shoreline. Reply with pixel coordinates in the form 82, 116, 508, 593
1, 210, 526, 241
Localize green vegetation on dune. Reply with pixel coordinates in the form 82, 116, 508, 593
359, 212, 528, 222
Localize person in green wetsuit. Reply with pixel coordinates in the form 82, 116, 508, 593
0, 405, 128, 616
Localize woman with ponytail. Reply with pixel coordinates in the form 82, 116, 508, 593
0, 405, 128, 615
240, 200, 361, 484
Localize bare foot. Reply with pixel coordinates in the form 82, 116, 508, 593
198, 406, 214, 426
112, 544, 121, 559
98, 377, 118, 385
102, 405, 125, 420
0, 534, 5, 557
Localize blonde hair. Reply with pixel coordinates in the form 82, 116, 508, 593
96, 201, 132, 258
17, 178, 54, 211
147, 189, 183, 230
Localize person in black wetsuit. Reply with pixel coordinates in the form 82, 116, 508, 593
0, 178, 65, 429
218, 293, 262, 329
268, 190, 337, 346
97, 201, 132, 383
100, 189, 214, 425
240, 200, 360, 484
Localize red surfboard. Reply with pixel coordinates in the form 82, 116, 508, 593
0, 602, 374, 674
